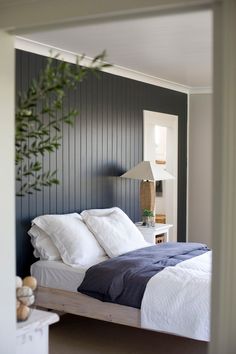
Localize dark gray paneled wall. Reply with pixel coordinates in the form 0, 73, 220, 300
16, 50, 187, 276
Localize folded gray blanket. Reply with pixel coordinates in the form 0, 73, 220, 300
78, 242, 209, 309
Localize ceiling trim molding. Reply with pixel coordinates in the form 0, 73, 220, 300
15, 37, 213, 94
15, 36, 192, 94
189, 87, 213, 94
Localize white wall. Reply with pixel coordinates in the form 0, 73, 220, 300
0, 31, 16, 353
188, 93, 212, 247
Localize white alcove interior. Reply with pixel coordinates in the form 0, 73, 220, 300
143, 110, 178, 242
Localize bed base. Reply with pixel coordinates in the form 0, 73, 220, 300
35, 286, 141, 328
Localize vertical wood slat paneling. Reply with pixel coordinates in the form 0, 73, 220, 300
15, 50, 187, 276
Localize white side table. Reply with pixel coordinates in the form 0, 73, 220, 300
16, 309, 59, 354
136, 222, 173, 244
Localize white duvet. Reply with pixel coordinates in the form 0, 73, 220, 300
141, 251, 212, 341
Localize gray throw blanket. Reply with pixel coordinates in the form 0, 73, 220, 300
78, 242, 209, 309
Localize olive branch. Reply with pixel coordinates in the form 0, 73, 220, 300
16, 51, 110, 196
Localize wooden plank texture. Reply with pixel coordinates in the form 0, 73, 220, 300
35, 286, 140, 328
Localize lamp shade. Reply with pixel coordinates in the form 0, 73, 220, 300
121, 161, 174, 181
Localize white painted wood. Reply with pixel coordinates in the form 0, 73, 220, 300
210, 1, 236, 353
136, 222, 173, 243
35, 286, 140, 328
15, 37, 190, 94
0, 31, 16, 354
16, 309, 59, 354
17, 309, 59, 336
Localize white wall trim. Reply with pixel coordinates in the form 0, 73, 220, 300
186, 93, 190, 242
210, 1, 236, 353
0, 30, 16, 354
189, 87, 213, 94
15, 36, 194, 94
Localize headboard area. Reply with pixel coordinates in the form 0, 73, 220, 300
15, 49, 187, 276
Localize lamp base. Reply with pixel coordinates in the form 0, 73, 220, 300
140, 180, 155, 215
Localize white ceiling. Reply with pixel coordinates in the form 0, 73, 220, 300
22, 10, 212, 88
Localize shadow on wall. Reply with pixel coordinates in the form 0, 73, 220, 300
96, 162, 127, 209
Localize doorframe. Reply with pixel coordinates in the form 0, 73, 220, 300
0, 30, 16, 354
1, 1, 236, 353
143, 110, 178, 242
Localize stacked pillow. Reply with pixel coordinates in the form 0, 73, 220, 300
29, 213, 106, 267
28, 223, 61, 261
29, 207, 148, 267
81, 207, 148, 258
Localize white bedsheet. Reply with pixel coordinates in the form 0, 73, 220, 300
31, 256, 109, 292
31, 260, 88, 292
141, 251, 212, 341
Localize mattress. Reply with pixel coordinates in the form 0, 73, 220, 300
31, 260, 87, 292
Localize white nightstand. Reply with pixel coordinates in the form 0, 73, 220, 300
136, 222, 173, 244
16, 309, 59, 354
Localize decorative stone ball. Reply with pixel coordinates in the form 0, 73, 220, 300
18, 294, 35, 307
16, 286, 33, 298
16, 276, 23, 289
17, 304, 30, 321
22, 276, 37, 291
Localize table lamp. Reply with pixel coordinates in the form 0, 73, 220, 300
121, 161, 174, 216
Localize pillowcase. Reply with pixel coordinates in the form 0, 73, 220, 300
28, 213, 79, 261
81, 207, 148, 258
28, 224, 61, 261
32, 212, 106, 267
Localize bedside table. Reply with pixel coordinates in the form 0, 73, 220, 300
16, 309, 59, 354
136, 222, 173, 244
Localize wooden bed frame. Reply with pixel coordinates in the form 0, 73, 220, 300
35, 285, 209, 351
35, 286, 141, 328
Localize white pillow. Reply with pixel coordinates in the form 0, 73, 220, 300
81, 207, 148, 258
32, 212, 106, 267
28, 224, 61, 261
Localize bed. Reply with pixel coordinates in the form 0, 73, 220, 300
28, 207, 211, 342
31, 260, 141, 328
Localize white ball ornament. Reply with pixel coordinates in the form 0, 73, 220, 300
16, 275, 37, 321
17, 304, 30, 321
18, 294, 35, 306
16, 276, 22, 289
23, 276, 37, 290
16, 286, 33, 298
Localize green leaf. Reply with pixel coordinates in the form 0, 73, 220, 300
16, 49, 111, 196
51, 178, 59, 184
